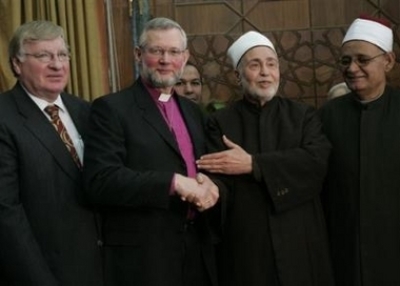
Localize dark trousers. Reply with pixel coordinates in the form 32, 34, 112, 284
182, 221, 212, 286
103, 220, 213, 286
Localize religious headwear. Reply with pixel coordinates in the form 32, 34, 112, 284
342, 14, 393, 52
227, 31, 276, 68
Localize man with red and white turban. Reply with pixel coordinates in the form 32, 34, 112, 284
319, 14, 399, 286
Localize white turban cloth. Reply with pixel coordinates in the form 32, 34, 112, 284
227, 31, 276, 68
342, 18, 393, 52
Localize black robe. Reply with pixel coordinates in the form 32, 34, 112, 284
319, 85, 400, 286
205, 97, 335, 286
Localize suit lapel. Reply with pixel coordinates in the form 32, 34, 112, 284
176, 96, 204, 159
133, 82, 181, 156
12, 84, 80, 182
62, 93, 86, 137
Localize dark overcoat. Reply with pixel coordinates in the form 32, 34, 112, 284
319, 86, 400, 286
206, 97, 335, 286
83, 78, 218, 286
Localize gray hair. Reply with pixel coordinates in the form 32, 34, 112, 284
138, 17, 187, 49
8, 20, 68, 76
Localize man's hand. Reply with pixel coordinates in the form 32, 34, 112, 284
196, 135, 252, 175
195, 173, 219, 212
174, 173, 219, 211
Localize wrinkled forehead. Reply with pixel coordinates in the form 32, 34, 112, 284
182, 65, 201, 79
143, 28, 186, 49
241, 46, 278, 62
22, 37, 68, 51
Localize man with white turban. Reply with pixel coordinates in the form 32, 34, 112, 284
196, 31, 335, 286
319, 15, 399, 286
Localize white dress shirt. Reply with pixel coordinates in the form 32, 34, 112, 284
26, 91, 84, 164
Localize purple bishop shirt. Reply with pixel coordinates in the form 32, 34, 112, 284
143, 79, 197, 180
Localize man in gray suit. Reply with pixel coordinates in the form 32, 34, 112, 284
0, 21, 102, 285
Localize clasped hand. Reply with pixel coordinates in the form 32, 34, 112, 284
174, 173, 219, 212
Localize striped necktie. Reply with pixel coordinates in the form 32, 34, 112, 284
44, 104, 82, 168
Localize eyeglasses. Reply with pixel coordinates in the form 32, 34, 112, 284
142, 46, 185, 58
338, 52, 386, 68
21, 51, 71, 63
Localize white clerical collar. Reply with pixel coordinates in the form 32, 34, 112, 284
358, 92, 383, 104
158, 93, 172, 102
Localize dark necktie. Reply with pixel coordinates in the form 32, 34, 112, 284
44, 104, 82, 168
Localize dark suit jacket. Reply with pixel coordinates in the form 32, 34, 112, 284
0, 83, 103, 286
83, 78, 218, 286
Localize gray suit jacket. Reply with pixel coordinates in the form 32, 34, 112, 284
0, 82, 103, 286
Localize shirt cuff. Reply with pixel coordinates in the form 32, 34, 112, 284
170, 173, 177, 195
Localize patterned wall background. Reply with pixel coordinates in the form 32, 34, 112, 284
139, 0, 400, 108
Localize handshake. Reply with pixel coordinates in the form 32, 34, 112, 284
174, 173, 219, 212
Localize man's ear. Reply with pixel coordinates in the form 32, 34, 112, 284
384, 51, 396, 72
11, 57, 21, 76
234, 70, 241, 84
183, 49, 190, 65
134, 46, 142, 62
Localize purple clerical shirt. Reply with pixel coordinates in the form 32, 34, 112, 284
142, 79, 197, 180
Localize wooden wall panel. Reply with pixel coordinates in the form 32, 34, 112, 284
310, 1, 348, 27
112, 0, 134, 90
310, 0, 363, 27
176, 4, 241, 35
380, 0, 400, 23
246, 1, 310, 31
119, 0, 400, 108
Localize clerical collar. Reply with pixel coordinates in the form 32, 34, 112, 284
356, 88, 385, 104
358, 92, 383, 104
244, 95, 277, 111
141, 76, 173, 103
159, 93, 172, 102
